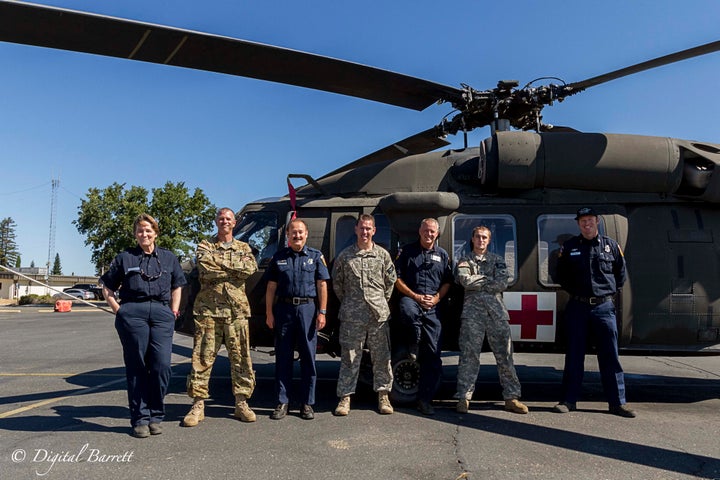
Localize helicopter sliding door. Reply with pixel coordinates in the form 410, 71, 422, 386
624, 205, 720, 349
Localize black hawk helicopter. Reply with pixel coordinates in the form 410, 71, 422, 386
2, 0, 719, 401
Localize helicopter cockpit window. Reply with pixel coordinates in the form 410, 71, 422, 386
452, 214, 517, 284
234, 211, 279, 265
537, 214, 605, 286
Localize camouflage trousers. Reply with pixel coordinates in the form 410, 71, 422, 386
456, 305, 522, 400
187, 316, 255, 399
336, 319, 393, 396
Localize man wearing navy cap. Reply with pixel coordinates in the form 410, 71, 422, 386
554, 207, 636, 418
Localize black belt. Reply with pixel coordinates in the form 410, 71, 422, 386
572, 295, 614, 305
125, 298, 168, 305
278, 296, 314, 305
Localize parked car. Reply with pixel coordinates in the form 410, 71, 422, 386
68, 283, 103, 300
56, 288, 95, 301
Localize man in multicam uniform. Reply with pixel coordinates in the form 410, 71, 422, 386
454, 225, 528, 415
183, 207, 258, 427
332, 214, 397, 416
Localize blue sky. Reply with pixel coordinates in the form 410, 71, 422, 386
1, 0, 719, 275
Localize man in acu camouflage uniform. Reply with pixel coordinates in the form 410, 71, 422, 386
183, 208, 258, 426
332, 214, 396, 416
454, 225, 528, 415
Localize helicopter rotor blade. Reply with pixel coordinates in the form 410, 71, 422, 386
563, 40, 720, 94
319, 127, 450, 179
0, 0, 463, 111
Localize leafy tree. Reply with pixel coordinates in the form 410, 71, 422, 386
74, 181, 216, 273
51, 253, 62, 275
0, 217, 19, 267
15, 255, 21, 268
149, 182, 217, 259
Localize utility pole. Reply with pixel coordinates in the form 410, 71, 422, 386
46, 176, 59, 280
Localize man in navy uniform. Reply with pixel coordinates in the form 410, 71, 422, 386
555, 207, 635, 418
265, 218, 330, 420
394, 218, 453, 415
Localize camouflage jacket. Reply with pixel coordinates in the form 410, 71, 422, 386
332, 243, 396, 323
455, 251, 509, 302
193, 237, 257, 318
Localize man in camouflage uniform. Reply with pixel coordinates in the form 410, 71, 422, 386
332, 214, 396, 416
183, 208, 258, 426
455, 226, 528, 415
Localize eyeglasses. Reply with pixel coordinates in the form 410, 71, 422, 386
140, 256, 164, 281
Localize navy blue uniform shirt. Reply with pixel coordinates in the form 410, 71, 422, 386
101, 246, 187, 304
265, 245, 330, 297
395, 241, 453, 295
557, 234, 626, 297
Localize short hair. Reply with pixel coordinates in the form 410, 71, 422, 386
420, 218, 439, 229
357, 214, 375, 226
472, 225, 492, 239
134, 213, 159, 236
216, 207, 235, 220
286, 218, 308, 232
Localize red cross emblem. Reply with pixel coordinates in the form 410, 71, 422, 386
507, 293, 555, 341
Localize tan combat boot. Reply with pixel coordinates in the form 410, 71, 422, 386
234, 395, 256, 422
378, 391, 393, 415
505, 398, 529, 414
456, 398, 469, 414
334, 395, 351, 416
182, 399, 205, 427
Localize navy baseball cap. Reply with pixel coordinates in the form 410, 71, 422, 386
575, 207, 598, 219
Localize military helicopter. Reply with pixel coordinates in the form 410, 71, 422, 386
2, 1, 719, 402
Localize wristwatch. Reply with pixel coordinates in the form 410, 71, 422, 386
318, 309, 327, 315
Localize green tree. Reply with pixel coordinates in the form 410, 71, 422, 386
0, 217, 19, 267
149, 181, 217, 260
30, 260, 35, 268
15, 255, 21, 268
51, 253, 62, 275
74, 182, 216, 273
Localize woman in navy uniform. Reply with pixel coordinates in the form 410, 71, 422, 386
554, 207, 635, 418
265, 218, 330, 420
101, 213, 187, 437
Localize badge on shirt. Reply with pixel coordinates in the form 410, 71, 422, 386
307, 258, 314, 265
570, 250, 581, 256
277, 260, 288, 266
430, 254, 442, 262
605, 245, 611, 253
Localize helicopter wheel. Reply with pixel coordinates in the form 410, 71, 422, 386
390, 357, 420, 404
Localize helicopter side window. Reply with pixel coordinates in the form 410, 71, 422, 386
537, 214, 605, 287
372, 214, 392, 253
234, 211, 280, 266
334, 213, 392, 255
335, 216, 357, 256
452, 214, 517, 284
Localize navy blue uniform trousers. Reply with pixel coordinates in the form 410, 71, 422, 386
561, 299, 626, 407
115, 301, 175, 426
273, 302, 317, 405
398, 296, 442, 402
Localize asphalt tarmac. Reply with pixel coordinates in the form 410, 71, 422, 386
0, 306, 718, 480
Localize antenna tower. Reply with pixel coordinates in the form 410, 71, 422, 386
46, 177, 59, 277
